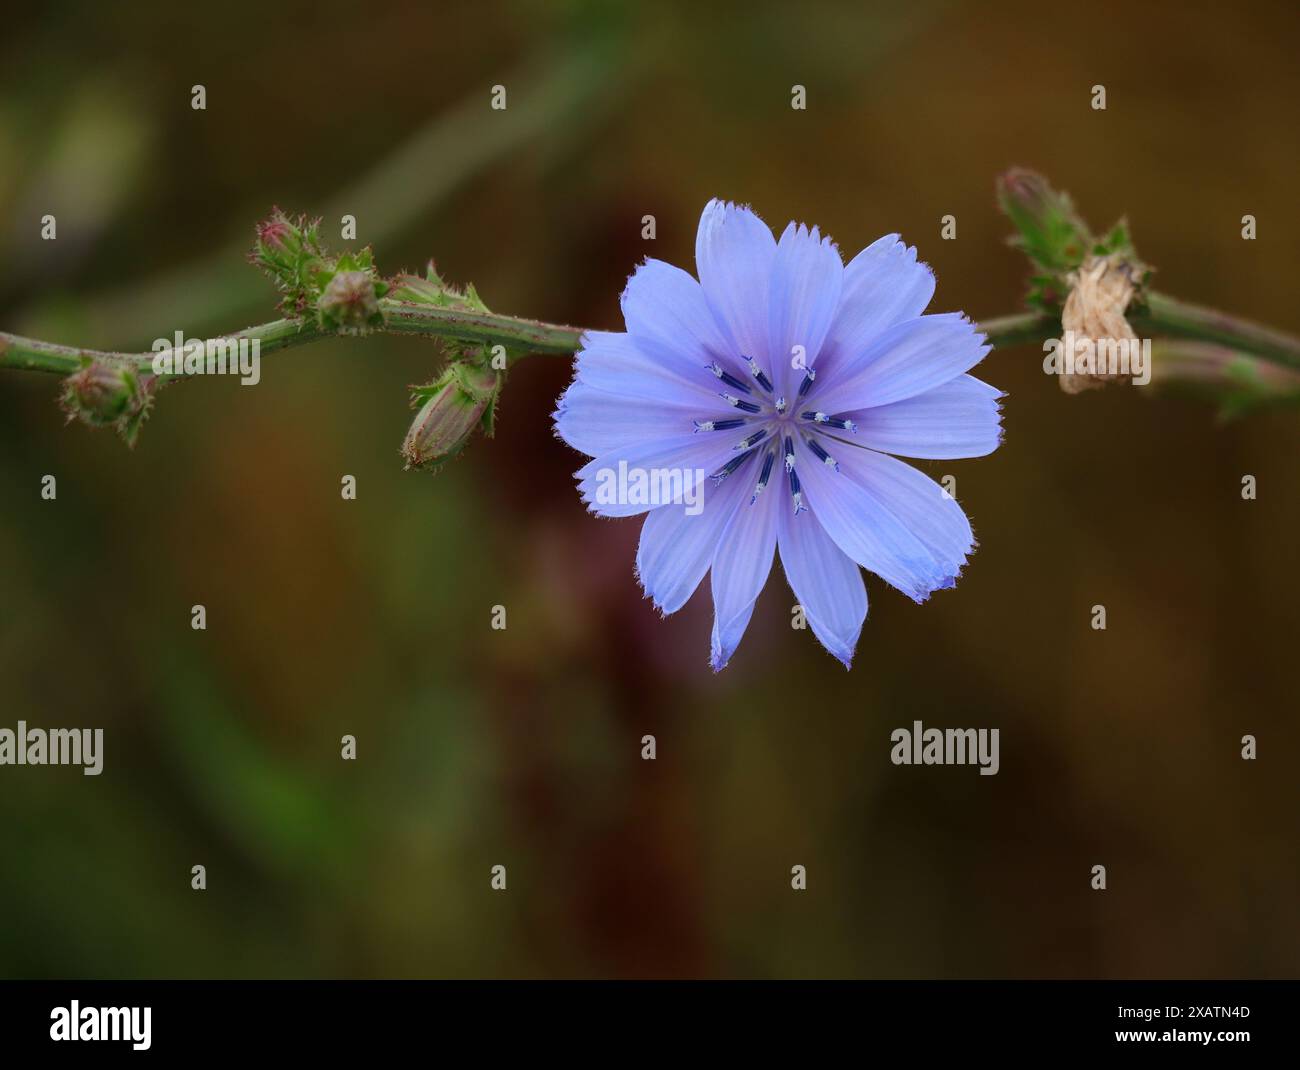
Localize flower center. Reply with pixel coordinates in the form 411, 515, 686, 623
694, 354, 855, 513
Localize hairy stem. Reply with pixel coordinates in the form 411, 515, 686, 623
2, 299, 1297, 385
3, 308, 1047, 381
1131, 292, 1300, 372
380, 303, 585, 358
0, 301, 587, 381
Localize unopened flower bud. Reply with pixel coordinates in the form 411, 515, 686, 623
251, 207, 320, 266
256, 217, 293, 251
996, 168, 1092, 311
401, 362, 500, 469
318, 270, 383, 331
997, 169, 1060, 234
62, 361, 139, 424
60, 360, 154, 445
249, 207, 328, 318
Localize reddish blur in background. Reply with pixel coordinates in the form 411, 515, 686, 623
0, 1, 1296, 978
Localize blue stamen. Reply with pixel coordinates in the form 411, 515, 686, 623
806, 437, 840, 472
711, 451, 754, 485
694, 417, 746, 433
788, 465, 804, 515
750, 449, 776, 505
706, 362, 752, 394
745, 357, 773, 393
800, 411, 856, 432
720, 393, 761, 414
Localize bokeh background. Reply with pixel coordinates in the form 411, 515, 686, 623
1, 0, 1297, 978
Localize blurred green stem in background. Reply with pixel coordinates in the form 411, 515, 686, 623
1147, 338, 1300, 413
14, 38, 640, 347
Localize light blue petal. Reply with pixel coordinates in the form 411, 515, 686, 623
838, 447, 974, 573
554, 381, 703, 457
816, 235, 935, 383
708, 471, 780, 670
768, 222, 843, 398
794, 438, 972, 601
636, 456, 753, 615
575, 433, 742, 518
777, 501, 867, 668
621, 259, 738, 387
809, 313, 990, 414
573, 330, 722, 408
695, 199, 777, 363
845, 374, 1005, 460
710, 599, 756, 674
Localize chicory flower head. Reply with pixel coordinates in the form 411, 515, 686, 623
554, 200, 1003, 670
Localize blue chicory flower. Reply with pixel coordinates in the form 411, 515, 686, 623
554, 200, 1003, 670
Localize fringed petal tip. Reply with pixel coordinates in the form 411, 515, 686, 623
617, 257, 662, 308
809, 628, 856, 669
549, 407, 570, 445
870, 233, 932, 275
701, 197, 767, 221
907, 563, 967, 604
779, 221, 843, 263
899, 239, 926, 272
632, 566, 676, 620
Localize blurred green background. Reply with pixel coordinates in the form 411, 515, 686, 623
1, 0, 1297, 978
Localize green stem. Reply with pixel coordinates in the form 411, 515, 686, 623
0, 301, 586, 381
2, 299, 1296, 385
380, 302, 584, 357
0, 333, 120, 375
978, 312, 1056, 349
1130, 292, 1300, 372
1, 307, 1042, 381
